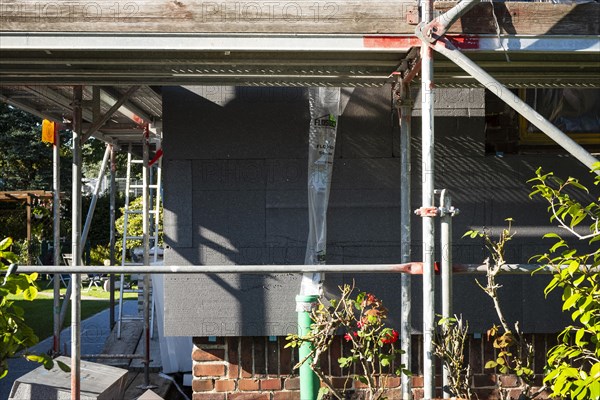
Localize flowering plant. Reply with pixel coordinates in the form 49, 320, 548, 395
287, 284, 407, 400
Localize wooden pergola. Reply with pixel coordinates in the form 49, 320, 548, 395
0, 190, 58, 242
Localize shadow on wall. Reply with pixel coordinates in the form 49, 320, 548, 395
162, 85, 591, 337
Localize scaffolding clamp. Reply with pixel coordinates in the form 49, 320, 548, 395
439, 206, 460, 218
415, 206, 439, 217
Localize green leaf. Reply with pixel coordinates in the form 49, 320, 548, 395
25, 354, 45, 363
56, 360, 71, 373
484, 360, 497, 369
22, 286, 38, 301
0, 237, 12, 251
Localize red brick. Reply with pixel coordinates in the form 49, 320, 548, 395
214, 379, 236, 392
473, 373, 497, 387
229, 393, 270, 400
193, 348, 225, 362
284, 377, 300, 390
239, 378, 260, 391
194, 363, 226, 377
411, 388, 424, 400
381, 376, 400, 388
385, 388, 402, 400
474, 388, 500, 400
412, 375, 424, 388
331, 377, 350, 389
498, 374, 519, 387
530, 387, 551, 399
260, 377, 283, 390
273, 391, 301, 400
192, 394, 225, 400
192, 379, 214, 392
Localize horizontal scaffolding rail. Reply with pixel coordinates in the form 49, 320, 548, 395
7, 262, 575, 275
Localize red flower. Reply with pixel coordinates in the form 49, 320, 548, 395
357, 321, 364, 329
381, 329, 399, 344
344, 333, 353, 341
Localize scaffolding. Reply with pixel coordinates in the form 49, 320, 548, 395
1, 1, 599, 399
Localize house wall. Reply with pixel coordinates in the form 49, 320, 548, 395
161, 85, 596, 398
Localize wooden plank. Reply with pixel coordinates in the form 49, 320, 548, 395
0, 0, 412, 34
1, 1, 598, 35
435, 1, 600, 35
100, 320, 144, 368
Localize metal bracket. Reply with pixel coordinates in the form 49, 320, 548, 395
416, 0, 481, 44
415, 206, 439, 217
439, 206, 460, 217
406, 5, 419, 25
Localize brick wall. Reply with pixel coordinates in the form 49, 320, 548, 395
191, 334, 555, 400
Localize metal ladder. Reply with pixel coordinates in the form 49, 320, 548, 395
116, 136, 162, 339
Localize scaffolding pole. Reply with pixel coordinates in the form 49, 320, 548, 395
71, 85, 83, 400
13, 262, 565, 276
438, 189, 456, 399
52, 119, 61, 355
109, 145, 116, 329
396, 79, 413, 400
141, 127, 153, 389
420, 0, 436, 396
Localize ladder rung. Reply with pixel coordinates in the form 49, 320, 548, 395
131, 160, 143, 164
124, 262, 144, 266
126, 236, 144, 240
120, 316, 143, 321
126, 210, 143, 214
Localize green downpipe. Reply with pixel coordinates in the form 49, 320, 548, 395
296, 294, 320, 400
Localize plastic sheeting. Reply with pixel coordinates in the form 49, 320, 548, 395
300, 87, 341, 296
525, 88, 600, 134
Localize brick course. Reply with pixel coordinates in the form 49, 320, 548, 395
190, 334, 555, 400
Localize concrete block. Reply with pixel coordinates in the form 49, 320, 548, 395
8, 356, 127, 400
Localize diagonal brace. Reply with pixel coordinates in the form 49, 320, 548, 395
428, 36, 600, 173
82, 85, 140, 142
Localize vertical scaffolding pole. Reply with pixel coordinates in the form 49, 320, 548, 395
420, 0, 436, 396
142, 129, 151, 388
440, 190, 453, 398
52, 122, 61, 354
71, 85, 83, 400
398, 80, 413, 400
109, 145, 116, 329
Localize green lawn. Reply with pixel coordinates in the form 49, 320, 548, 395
8, 279, 138, 342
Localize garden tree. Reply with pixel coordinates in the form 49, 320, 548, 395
0, 237, 69, 378
0, 103, 55, 191
529, 164, 600, 400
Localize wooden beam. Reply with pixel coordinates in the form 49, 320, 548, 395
0, 190, 56, 202
435, 1, 600, 35
0, 1, 598, 35
0, 0, 411, 34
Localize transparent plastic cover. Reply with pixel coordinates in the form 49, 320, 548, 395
300, 87, 341, 296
